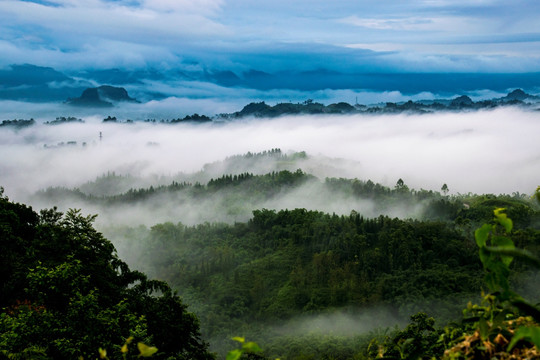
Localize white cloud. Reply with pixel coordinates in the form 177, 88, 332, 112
1, 0, 540, 76
0, 39, 179, 70
0, 0, 230, 46
339, 14, 495, 36
339, 16, 432, 31
420, 0, 500, 6
141, 0, 224, 14
1, 108, 539, 205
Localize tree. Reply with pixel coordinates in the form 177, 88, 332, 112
0, 195, 213, 360
441, 183, 449, 195
395, 178, 409, 193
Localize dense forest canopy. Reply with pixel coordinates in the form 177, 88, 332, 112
1, 146, 540, 359
3, 0, 540, 356
31, 154, 539, 230
107, 196, 540, 358
0, 187, 213, 359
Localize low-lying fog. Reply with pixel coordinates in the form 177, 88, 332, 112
1, 107, 539, 227
0, 108, 540, 229
2, 106, 538, 346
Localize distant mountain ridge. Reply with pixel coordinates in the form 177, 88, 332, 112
1, 63, 540, 103
66, 85, 139, 107
2, 89, 539, 127
0, 64, 89, 102
218, 89, 540, 119
503, 88, 539, 101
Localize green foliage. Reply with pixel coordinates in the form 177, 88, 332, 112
35, 167, 539, 235
507, 326, 540, 352
123, 208, 484, 319
95, 337, 158, 360
475, 208, 515, 295
111, 207, 508, 357
369, 313, 442, 359
441, 208, 540, 358
362, 206, 540, 360
5, 171, 538, 359
137, 342, 159, 358
0, 195, 213, 360
97, 180, 538, 359
226, 338, 264, 360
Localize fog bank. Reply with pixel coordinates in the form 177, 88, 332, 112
2, 108, 538, 204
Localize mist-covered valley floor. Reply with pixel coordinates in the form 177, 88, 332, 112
2, 107, 539, 198
0, 106, 537, 230
2, 107, 540, 359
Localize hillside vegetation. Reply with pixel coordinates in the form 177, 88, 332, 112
0, 188, 212, 359
1, 152, 540, 359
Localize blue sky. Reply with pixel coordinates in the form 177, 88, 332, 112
1, 0, 540, 73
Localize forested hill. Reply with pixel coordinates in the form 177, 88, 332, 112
71, 160, 537, 359
0, 188, 213, 359
33, 163, 539, 229
109, 193, 540, 359
2, 177, 540, 359
220, 89, 539, 119
4, 146, 540, 359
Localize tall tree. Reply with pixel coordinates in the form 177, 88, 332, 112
0, 192, 213, 360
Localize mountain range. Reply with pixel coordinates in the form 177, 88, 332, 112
217, 89, 540, 118
2, 64, 540, 103
66, 85, 139, 107
2, 88, 539, 128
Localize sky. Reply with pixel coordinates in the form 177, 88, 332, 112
1, 1, 539, 200
1, 0, 540, 74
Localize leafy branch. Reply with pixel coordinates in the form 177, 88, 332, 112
226, 337, 265, 360
445, 207, 540, 357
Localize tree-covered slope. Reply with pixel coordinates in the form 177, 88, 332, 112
4, 149, 540, 359
0, 188, 213, 360
110, 200, 539, 355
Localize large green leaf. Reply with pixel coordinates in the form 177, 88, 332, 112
137, 343, 158, 357
478, 317, 489, 339
478, 247, 491, 267
511, 299, 540, 323
243, 341, 262, 353
226, 349, 243, 360
475, 224, 491, 248
494, 208, 513, 233
490, 236, 515, 266
507, 326, 540, 351
491, 235, 514, 249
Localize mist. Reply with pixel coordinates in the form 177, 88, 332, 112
28, 176, 419, 230
3, 106, 540, 236
2, 106, 539, 197
3, 107, 538, 359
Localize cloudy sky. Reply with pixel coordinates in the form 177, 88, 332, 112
1, 0, 540, 74
1, 1, 539, 211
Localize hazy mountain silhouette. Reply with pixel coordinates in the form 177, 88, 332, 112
1, 63, 540, 104
66, 85, 139, 107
